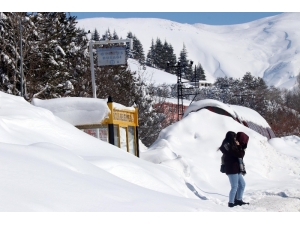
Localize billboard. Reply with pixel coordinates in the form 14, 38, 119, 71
97, 46, 126, 66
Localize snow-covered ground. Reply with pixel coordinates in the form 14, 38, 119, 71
1, 91, 300, 216
142, 106, 300, 212
77, 12, 300, 90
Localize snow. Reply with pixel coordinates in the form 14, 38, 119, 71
31, 97, 136, 127
1, 90, 300, 217
183, 99, 271, 128
31, 97, 110, 126
77, 12, 300, 90
55, 45, 66, 56
183, 99, 237, 119
142, 108, 300, 211
127, 58, 191, 85
229, 104, 271, 128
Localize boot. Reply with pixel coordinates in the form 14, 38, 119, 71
228, 203, 235, 207
234, 199, 249, 206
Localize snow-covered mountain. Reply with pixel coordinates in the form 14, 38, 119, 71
77, 12, 300, 90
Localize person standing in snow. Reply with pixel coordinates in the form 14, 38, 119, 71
219, 131, 248, 207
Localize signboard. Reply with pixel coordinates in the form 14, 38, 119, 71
113, 111, 134, 123
97, 46, 126, 66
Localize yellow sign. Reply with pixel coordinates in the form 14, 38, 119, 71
113, 111, 134, 123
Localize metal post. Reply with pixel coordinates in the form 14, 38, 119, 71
19, 18, 23, 97
107, 96, 115, 145
108, 124, 115, 145
89, 39, 96, 98
135, 126, 140, 157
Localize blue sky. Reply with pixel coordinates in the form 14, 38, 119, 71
8, 0, 289, 25
71, 12, 283, 25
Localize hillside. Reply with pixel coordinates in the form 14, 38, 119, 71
77, 12, 300, 90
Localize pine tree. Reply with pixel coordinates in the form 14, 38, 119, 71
127, 32, 145, 65
101, 28, 112, 40
125, 31, 133, 58
153, 38, 163, 69
94, 65, 136, 105
178, 43, 192, 80
112, 30, 119, 40
198, 63, 206, 80
192, 63, 206, 82
146, 38, 155, 67
241, 72, 257, 91
92, 28, 100, 41
163, 40, 177, 73
28, 12, 86, 99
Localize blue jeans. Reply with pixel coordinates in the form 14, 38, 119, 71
227, 173, 246, 203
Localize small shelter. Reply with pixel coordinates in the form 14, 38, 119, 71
183, 99, 276, 140
31, 96, 139, 157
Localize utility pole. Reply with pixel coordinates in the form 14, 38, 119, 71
167, 60, 194, 121
89, 37, 96, 98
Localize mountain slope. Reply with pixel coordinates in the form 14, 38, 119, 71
77, 12, 300, 90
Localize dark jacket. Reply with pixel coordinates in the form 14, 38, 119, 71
220, 141, 245, 174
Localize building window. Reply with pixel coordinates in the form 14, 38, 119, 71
113, 125, 119, 148
119, 126, 127, 152
128, 126, 136, 155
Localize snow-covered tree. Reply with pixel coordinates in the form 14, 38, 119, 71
0, 12, 90, 100
133, 73, 164, 147
0, 12, 38, 97
127, 31, 145, 65
28, 12, 88, 99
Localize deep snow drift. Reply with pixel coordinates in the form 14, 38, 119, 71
1, 91, 300, 212
77, 12, 300, 90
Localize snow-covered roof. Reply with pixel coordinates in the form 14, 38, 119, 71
229, 104, 270, 128
183, 99, 271, 128
183, 99, 237, 118
31, 97, 109, 126
31, 97, 135, 126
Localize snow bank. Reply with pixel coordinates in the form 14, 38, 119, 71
1, 92, 228, 211
1, 91, 300, 212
